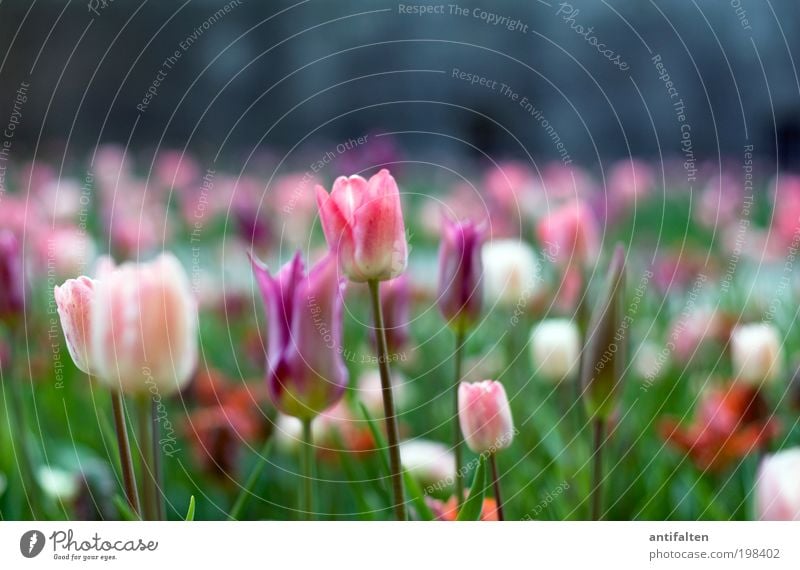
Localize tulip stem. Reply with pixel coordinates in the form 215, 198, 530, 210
151, 398, 165, 520
453, 327, 466, 507
110, 389, 140, 517
367, 279, 407, 521
136, 395, 157, 520
301, 418, 314, 520
590, 417, 605, 521
489, 453, 505, 521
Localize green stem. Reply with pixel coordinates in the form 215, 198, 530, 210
590, 417, 605, 521
367, 279, 407, 521
301, 418, 314, 520
110, 389, 140, 517
228, 437, 274, 520
452, 327, 466, 507
6, 329, 39, 519
489, 453, 505, 521
151, 399, 165, 520
136, 395, 157, 520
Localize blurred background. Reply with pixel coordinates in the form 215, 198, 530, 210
0, 0, 798, 169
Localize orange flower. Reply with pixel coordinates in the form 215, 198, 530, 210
659, 384, 779, 471
427, 495, 500, 521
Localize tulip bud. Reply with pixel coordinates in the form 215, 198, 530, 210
316, 169, 407, 282
755, 448, 800, 520
481, 240, 541, 307
529, 319, 581, 383
90, 253, 198, 395
580, 244, 627, 419
437, 217, 485, 332
730, 323, 783, 386
251, 252, 348, 420
0, 230, 25, 326
458, 380, 514, 454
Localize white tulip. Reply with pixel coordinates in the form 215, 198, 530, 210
529, 319, 581, 382
482, 240, 541, 307
731, 323, 783, 386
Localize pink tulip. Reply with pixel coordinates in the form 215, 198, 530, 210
54, 276, 97, 375
756, 448, 800, 520
438, 217, 485, 332
90, 254, 198, 395
0, 231, 25, 326
316, 168, 407, 282
251, 252, 348, 420
458, 380, 514, 454
536, 200, 599, 266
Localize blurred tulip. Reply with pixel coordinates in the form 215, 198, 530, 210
251, 252, 348, 420
438, 217, 485, 333
89, 253, 198, 395
427, 495, 499, 521
730, 323, 784, 386
316, 169, 407, 282
0, 230, 25, 326
536, 200, 599, 267
756, 448, 800, 520
771, 174, 800, 248
608, 159, 654, 204
400, 439, 456, 487
379, 274, 412, 354
357, 368, 408, 417
581, 244, 626, 420
529, 318, 581, 383
458, 380, 514, 454
659, 384, 779, 471
36, 226, 96, 278
481, 239, 541, 307
36, 466, 79, 502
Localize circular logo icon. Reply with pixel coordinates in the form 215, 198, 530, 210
20, 530, 45, 558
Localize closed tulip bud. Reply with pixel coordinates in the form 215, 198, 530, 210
581, 244, 627, 420
481, 239, 541, 307
251, 252, 348, 420
316, 169, 407, 282
756, 448, 800, 520
0, 230, 25, 326
90, 253, 198, 395
458, 380, 514, 454
530, 319, 581, 382
54, 276, 97, 375
731, 323, 783, 386
437, 217, 485, 332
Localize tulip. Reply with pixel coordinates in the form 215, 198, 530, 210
481, 239, 541, 307
316, 168, 407, 282
458, 380, 514, 520
529, 319, 581, 383
0, 230, 24, 326
399, 439, 456, 487
580, 244, 626, 520
536, 200, 599, 267
251, 252, 348, 520
53, 276, 97, 375
438, 217, 485, 333
90, 254, 198, 395
730, 323, 784, 386
317, 169, 409, 519
755, 448, 800, 520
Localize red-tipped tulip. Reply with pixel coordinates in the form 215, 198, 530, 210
0, 230, 25, 326
251, 252, 348, 420
90, 253, 198, 395
458, 380, 514, 454
438, 217, 485, 333
316, 169, 407, 282
756, 448, 800, 520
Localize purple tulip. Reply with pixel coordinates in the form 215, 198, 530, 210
250, 252, 348, 420
0, 231, 24, 326
437, 217, 485, 333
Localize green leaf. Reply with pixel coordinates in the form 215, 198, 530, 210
113, 495, 139, 521
357, 402, 435, 521
228, 438, 274, 520
457, 455, 488, 521
185, 495, 196, 521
